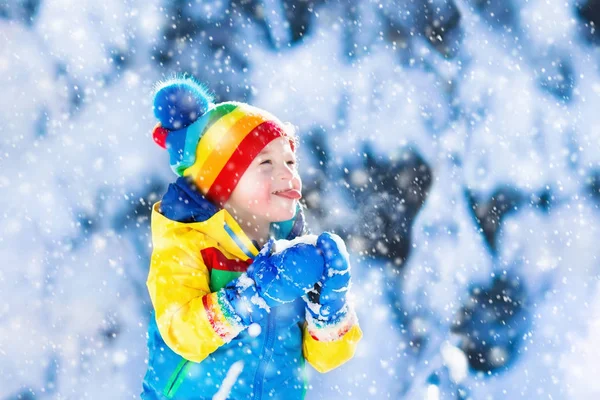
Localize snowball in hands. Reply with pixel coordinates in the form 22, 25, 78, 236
248, 237, 325, 307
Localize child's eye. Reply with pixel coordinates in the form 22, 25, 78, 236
260, 160, 272, 165
287, 160, 296, 165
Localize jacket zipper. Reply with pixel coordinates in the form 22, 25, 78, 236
253, 307, 276, 400
163, 359, 190, 398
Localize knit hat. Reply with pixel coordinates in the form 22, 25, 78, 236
151, 77, 297, 205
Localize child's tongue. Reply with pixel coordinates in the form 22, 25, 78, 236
274, 189, 302, 200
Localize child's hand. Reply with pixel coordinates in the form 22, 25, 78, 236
223, 239, 324, 327
305, 232, 352, 323
248, 239, 324, 307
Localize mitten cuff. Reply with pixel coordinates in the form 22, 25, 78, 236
305, 303, 357, 342
203, 290, 246, 342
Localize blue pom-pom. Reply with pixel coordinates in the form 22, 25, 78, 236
153, 77, 214, 131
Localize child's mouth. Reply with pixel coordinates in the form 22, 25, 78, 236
273, 189, 302, 200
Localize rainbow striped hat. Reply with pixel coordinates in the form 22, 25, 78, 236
151, 77, 296, 205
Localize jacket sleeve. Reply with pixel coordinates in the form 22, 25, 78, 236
302, 306, 363, 373
146, 221, 246, 363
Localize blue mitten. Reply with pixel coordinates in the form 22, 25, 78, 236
251, 240, 325, 306
306, 232, 352, 325
224, 239, 324, 326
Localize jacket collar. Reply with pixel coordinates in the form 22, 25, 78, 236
154, 177, 261, 261
151, 202, 261, 261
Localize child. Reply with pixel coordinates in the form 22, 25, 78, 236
141, 77, 362, 400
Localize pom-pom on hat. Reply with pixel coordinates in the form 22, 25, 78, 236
151, 76, 297, 206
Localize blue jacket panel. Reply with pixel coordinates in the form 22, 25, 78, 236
142, 177, 308, 399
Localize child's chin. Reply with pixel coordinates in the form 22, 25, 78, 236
270, 207, 296, 222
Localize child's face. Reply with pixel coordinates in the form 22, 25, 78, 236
225, 136, 302, 225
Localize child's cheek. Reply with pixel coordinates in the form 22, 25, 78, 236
252, 176, 272, 201
293, 172, 302, 190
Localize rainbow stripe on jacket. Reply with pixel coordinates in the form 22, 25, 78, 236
153, 101, 295, 205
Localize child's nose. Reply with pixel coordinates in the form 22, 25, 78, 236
276, 162, 295, 181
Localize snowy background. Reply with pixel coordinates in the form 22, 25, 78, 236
2, 0, 600, 398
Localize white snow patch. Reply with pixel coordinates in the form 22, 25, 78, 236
213, 360, 244, 400
272, 234, 318, 253
440, 342, 468, 384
